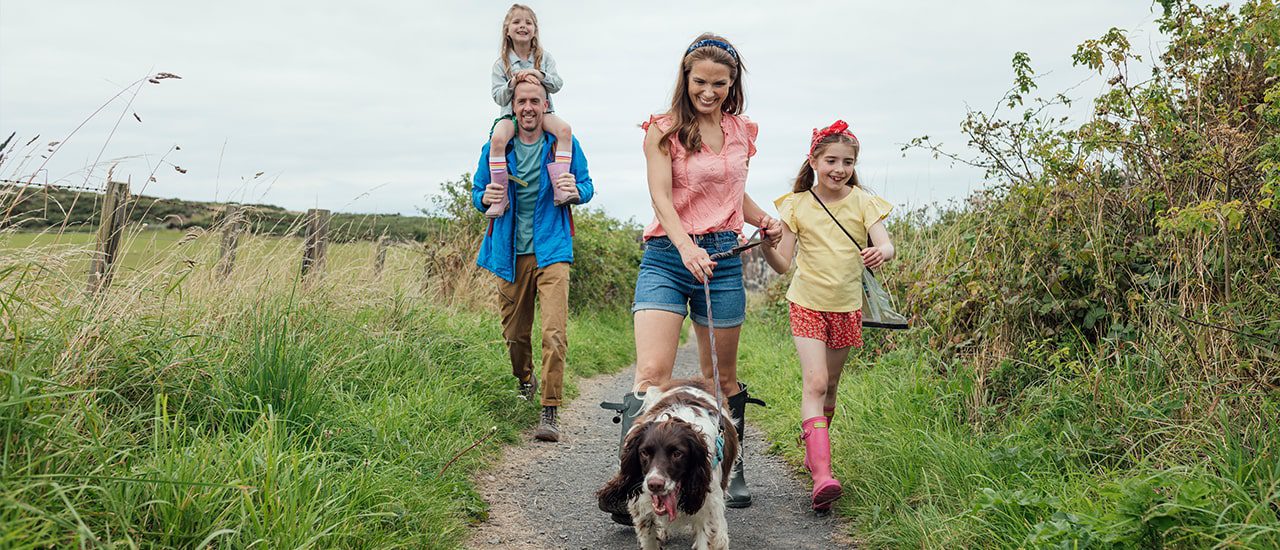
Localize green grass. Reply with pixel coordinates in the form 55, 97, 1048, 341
0, 256, 634, 548
738, 311, 1280, 549
0, 229, 412, 281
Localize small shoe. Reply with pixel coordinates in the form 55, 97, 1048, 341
534, 406, 560, 442
547, 162, 573, 206
485, 168, 510, 218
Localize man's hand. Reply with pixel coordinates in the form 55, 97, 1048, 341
553, 171, 579, 204
482, 182, 505, 206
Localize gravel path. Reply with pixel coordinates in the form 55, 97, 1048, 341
468, 344, 856, 549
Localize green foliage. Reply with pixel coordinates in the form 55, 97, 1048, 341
0, 285, 635, 547
2, 184, 443, 242
746, 2, 1280, 548
423, 173, 642, 311
898, 0, 1280, 396
567, 208, 642, 310
739, 314, 1280, 549
225, 309, 323, 435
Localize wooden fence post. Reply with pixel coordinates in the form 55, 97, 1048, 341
421, 241, 434, 293
300, 208, 330, 279
373, 234, 389, 276
86, 180, 130, 294
217, 204, 244, 279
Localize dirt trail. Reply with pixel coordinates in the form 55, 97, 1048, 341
468, 344, 856, 549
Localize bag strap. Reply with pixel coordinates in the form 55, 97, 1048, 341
807, 188, 876, 276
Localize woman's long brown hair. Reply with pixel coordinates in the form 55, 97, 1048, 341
658, 33, 746, 154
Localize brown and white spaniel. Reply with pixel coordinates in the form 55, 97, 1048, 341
597, 379, 739, 550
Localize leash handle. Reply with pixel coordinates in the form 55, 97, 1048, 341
708, 229, 764, 261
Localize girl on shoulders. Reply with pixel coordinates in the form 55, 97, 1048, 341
485, 4, 575, 218
760, 120, 895, 512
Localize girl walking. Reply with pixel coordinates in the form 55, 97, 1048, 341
486, 4, 575, 218
760, 120, 896, 512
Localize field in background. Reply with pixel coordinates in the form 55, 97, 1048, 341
0, 193, 638, 547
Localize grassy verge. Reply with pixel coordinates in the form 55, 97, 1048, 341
739, 310, 1280, 549
1, 261, 632, 548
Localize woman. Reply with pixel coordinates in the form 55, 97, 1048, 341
600, 33, 782, 524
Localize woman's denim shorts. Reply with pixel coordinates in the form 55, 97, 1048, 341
631, 231, 746, 327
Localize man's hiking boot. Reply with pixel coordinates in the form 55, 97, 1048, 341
517, 375, 539, 401
725, 383, 767, 508
534, 406, 559, 442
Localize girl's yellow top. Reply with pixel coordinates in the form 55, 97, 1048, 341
774, 187, 892, 312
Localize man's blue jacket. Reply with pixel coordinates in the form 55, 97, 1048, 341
471, 132, 594, 282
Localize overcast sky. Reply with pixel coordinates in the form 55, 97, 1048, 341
1, 1, 1169, 225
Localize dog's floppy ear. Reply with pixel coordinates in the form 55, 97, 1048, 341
676, 423, 712, 514
597, 422, 649, 512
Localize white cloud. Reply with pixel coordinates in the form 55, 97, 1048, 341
1, 0, 1166, 223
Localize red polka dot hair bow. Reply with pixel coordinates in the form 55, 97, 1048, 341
809, 120, 859, 156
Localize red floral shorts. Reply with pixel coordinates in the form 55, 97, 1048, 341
789, 302, 863, 349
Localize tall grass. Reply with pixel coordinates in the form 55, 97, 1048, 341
0, 207, 634, 547
740, 312, 1280, 548
740, 2, 1280, 547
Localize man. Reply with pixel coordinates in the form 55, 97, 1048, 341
471, 77, 594, 442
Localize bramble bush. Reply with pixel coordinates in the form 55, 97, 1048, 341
426, 173, 641, 312
746, 1, 1280, 547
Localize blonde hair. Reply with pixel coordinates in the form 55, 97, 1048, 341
793, 134, 861, 193
499, 4, 543, 75
659, 33, 746, 154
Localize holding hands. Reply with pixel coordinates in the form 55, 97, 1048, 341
758, 215, 784, 247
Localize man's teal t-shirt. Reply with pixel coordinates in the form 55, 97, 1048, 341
511, 135, 544, 256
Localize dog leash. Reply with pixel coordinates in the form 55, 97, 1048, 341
703, 229, 763, 466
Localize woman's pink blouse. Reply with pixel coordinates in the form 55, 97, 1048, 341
641, 113, 758, 240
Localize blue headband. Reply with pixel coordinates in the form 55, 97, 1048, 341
686, 39, 738, 61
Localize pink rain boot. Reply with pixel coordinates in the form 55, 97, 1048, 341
802, 416, 843, 512
485, 162, 509, 219
824, 405, 836, 424
547, 160, 573, 206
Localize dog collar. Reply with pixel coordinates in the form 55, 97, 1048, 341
713, 434, 725, 467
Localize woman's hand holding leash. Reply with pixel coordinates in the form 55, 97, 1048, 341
679, 243, 716, 283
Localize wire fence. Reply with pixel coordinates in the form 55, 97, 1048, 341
0, 178, 106, 193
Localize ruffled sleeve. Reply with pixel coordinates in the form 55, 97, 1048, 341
740, 115, 759, 158
859, 190, 893, 230
773, 192, 799, 233
641, 114, 674, 151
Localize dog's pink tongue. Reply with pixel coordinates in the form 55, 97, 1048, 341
649, 492, 679, 521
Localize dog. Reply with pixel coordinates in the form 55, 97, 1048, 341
597, 378, 740, 550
